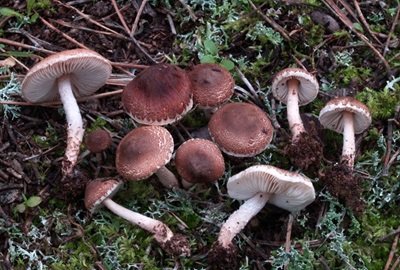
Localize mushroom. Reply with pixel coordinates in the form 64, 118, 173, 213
271, 68, 322, 169
85, 128, 112, 154
175, 138, 225, 188
208, 102, 274, 157
122, 63, 193, 125
319, 97, 371, 168
84, 178, 190, 256
188, 63, 234, 109
21, 49, 112, 177
209, 165, 315, 266
116, 126, 179, 188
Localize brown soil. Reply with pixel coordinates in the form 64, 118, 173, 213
208, 242, 238, 270
285, 132, 323, 171
320, 163, 364, 215
161, 233, 191, 257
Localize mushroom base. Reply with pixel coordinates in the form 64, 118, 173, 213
321, 162, 364, 215
285, 132, 323, 171
160, 233, 191, 257
208, 242, 238, 270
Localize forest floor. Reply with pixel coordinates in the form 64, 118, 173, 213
0, 0, 400, 269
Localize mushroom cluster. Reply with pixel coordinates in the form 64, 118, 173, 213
22, 50, 373, 267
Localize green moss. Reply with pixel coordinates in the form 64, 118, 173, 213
356, 87, 400, 120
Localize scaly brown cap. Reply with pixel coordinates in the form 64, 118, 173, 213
85, 129, 112, 153
188, 63, 234, 108
116, 126, 174, 180
122, 64, 193, 125
208, 102, 274, 157
175, 138, 225, 184
84, 178, 122, 213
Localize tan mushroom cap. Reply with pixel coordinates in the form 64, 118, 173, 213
175, 138, 225, 184
208, 102, 274, 157
271, 68, 319, 106
85, 129, 112, 153
122, 64, 193, 125
22, 49, 112, 103
227, 165, 315, 212
188, 63, 234, 108
319, 97, 371, 134
84, 178, 122, 213
116, 126, 174, 181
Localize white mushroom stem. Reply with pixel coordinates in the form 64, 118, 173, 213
58, 74, 85, 177
217, 192, 270, 248
341, 111, 356, 168
102, 198, 174, 244
155, 166, 180, 188
287, 79, 306, 141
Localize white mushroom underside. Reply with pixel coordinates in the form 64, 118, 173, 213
272, 70, 319, 106
22, 57, 112, 103
227, 165, 315, 212
319, 102, 372, 134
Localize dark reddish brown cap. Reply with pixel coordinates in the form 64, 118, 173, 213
85, 129, 112, 153
84, 178, 122, 213
188, 63, 234, 108
175, 138, 225, 184
122, 64, 193, 125
319, 97, 371, 134
116, 126, 174, 180
208, 102, 274, 157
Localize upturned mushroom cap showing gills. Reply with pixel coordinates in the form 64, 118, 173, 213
319, 97, 371, 134
271, 68, 319, 106
227, 165, 315, 212
122, 64, 193, 125
84, 178, 122, 213
175, 138, 225, 184
188, 63, 234, 108
116, 126, 174, 181
208, 102, 273, 157
22, 49, 112, 102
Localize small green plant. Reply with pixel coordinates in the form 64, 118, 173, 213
14, 195, 42, 213
0, 0, 51, 27
356, 87, 400, 119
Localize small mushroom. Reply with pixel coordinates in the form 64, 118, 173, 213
122, 63, 193, 125
208, 102, 274, 157
116, 126, 179, 188
85, 128, 112, 154
208, 165, 315, 267
271, 68, 322, 170
175, 138, 225, 188
319, 97, 371, 168
85, 178, 190, 256
188, 63, 234, 109
22, 49, 112, 177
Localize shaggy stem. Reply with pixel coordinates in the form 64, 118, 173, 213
58, 74, 84, 177
102, 198, 174, 243
217, 193, 270, 248
287, 79, 306, 142
155, 166, 180, 188
341, 111, 356, 168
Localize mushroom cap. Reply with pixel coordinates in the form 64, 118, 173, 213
188, 63, 234, 108
227, 165, 315, 213
122, 64, 193, 125
116, 126, 174, 181
85, 129, 112, 153
175, 138, 225, 184
208, 102, 274, 157
271, 68, 319, 106
84, 178, 122, 213
319, 97, 371, 134
22, 49, 112, 103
